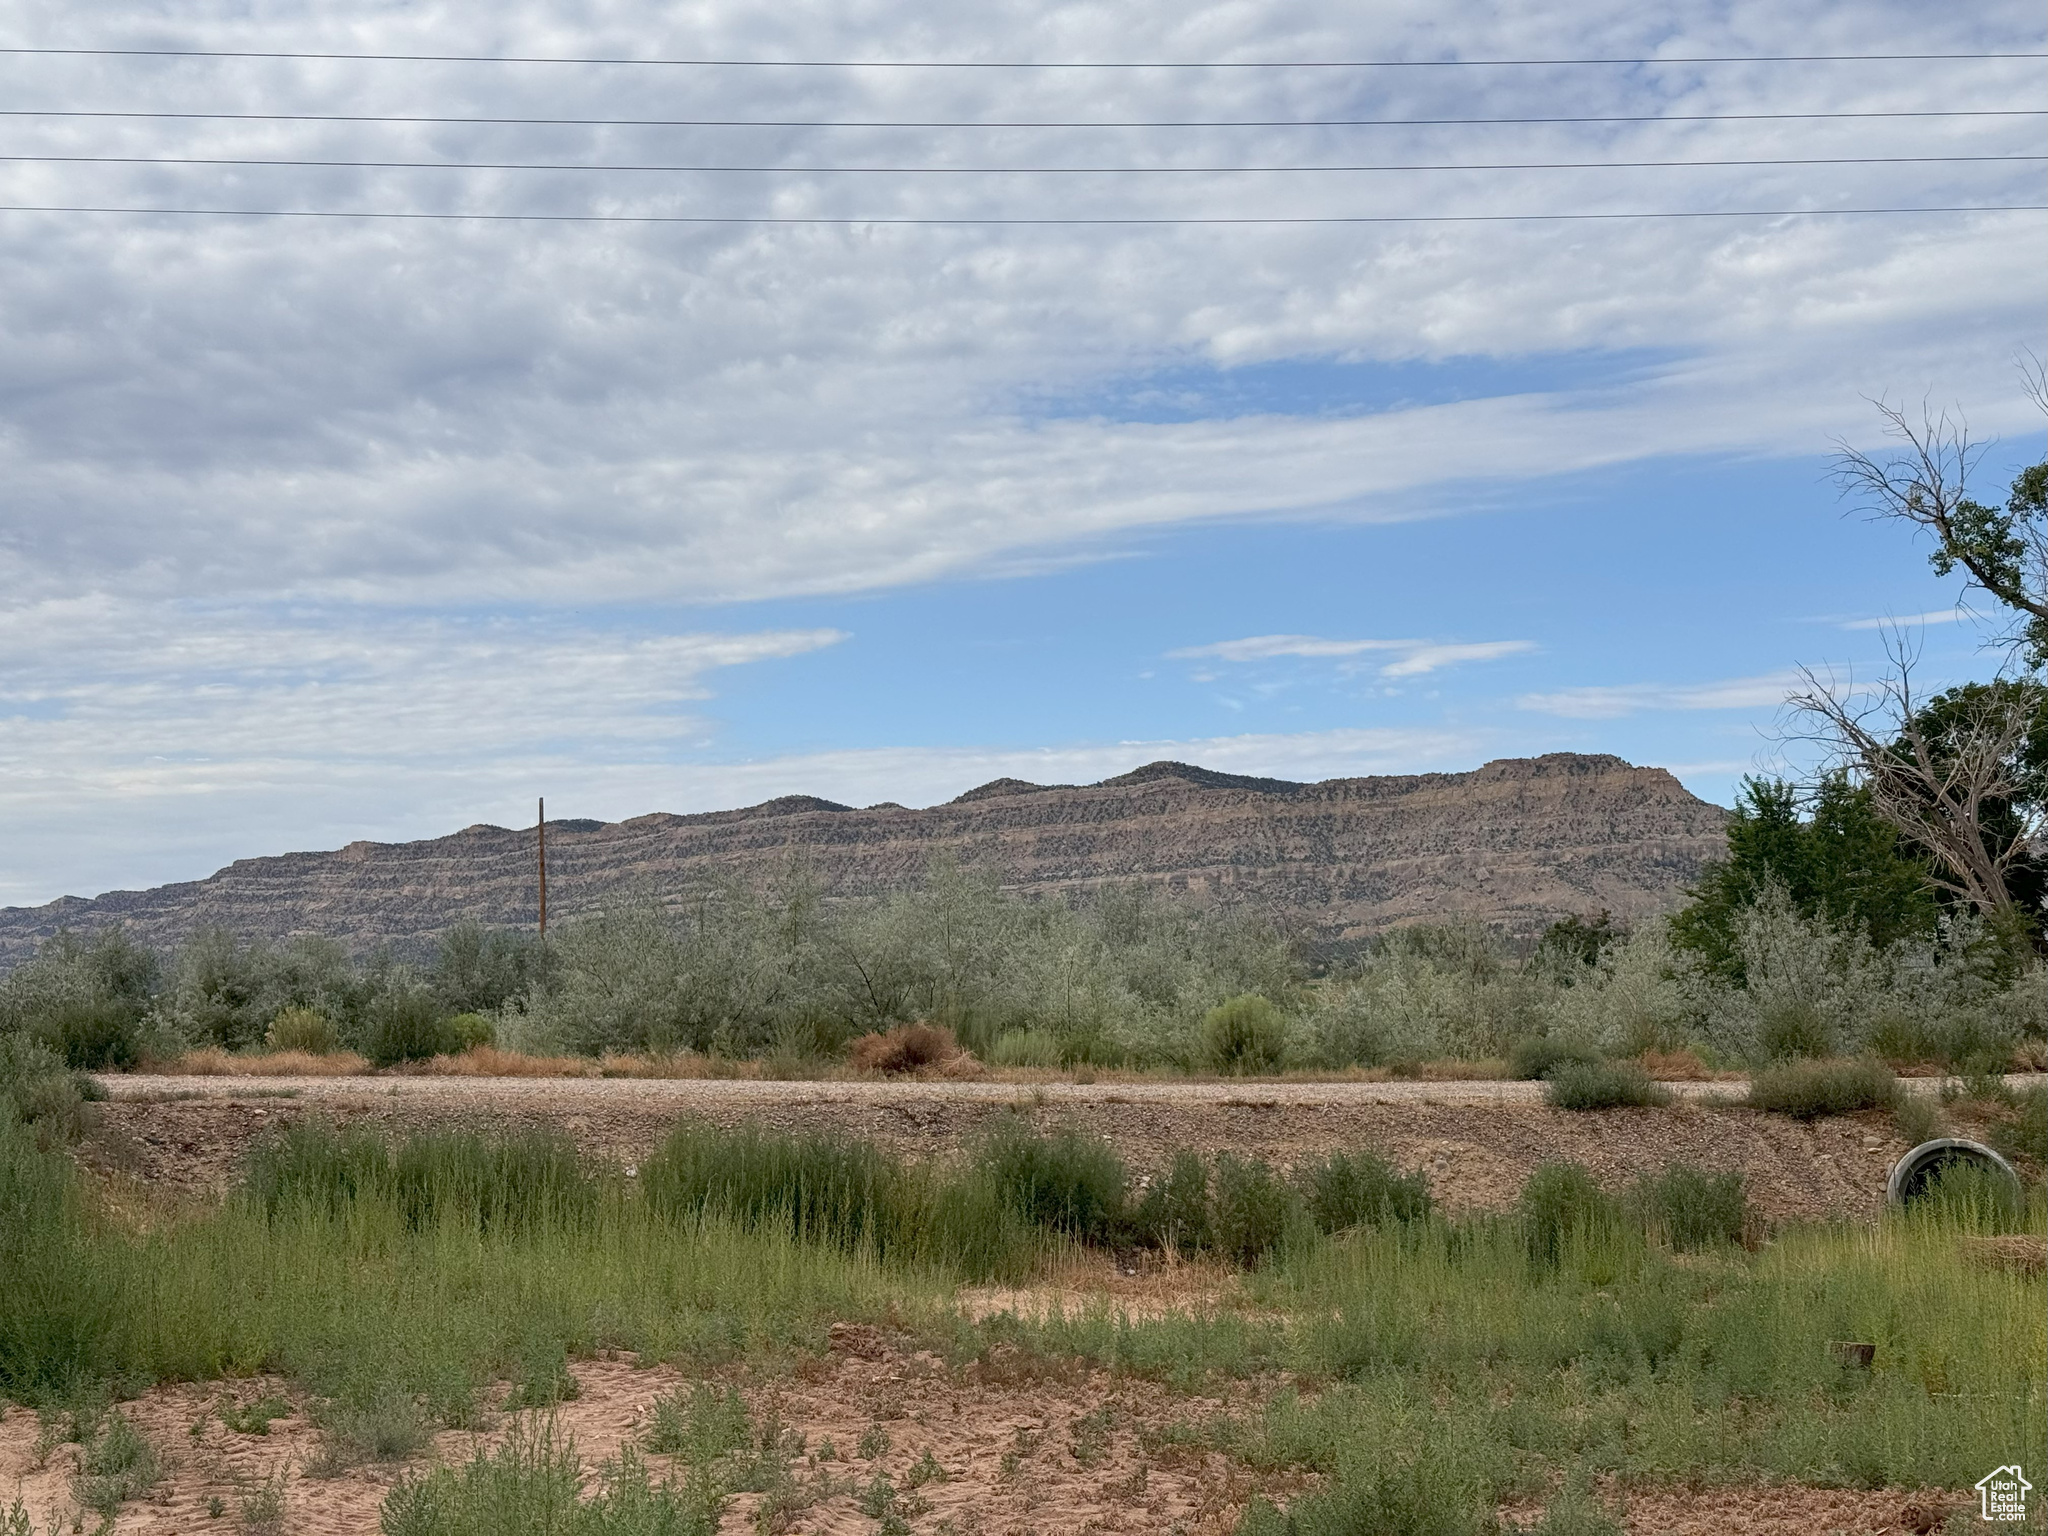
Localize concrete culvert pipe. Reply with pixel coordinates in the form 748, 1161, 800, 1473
1886, 1138, 2022, 1207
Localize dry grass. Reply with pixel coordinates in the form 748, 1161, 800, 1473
156, 1048, 369, 1077
1633, 1049, 1735, 1081
847, 1023, 984, 1078
405, 1046, 600, 1078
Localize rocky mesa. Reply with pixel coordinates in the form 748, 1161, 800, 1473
0, 753, 1727, 965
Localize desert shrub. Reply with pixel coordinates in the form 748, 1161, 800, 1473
1238, 1451, 1498, 1536
1756, 997, 1834, 1060
265, 1005, 339, 1055
0, 1114, 127, 1398
244, 1121, 594, 1233
1508, 1034, 1602, 1081
382, 1419, 714, 1536
847, 1022, 960, 1075
1306, 923, 1554, 1065
29, 996, 145, 1070
1199, 994, 1289, 1075
1543, 1059, 1671, 1110
972, 1119, 1126, 1243
1298, 1150, 1433, 1233
1746, 1058, 1899, 1120
361, 987, 462, 1067
74, 1410, 159, 1517
1131, 1151, 1212, 1252
1547, 923, 1695, 1056
1631, 1166, 1747, 1251
445, 1012, 496, 1052
989, 1029, 1062, 1069
0, 1034, 96, 1148
431, 920, 551, 1016
643, 1381, 751, 1461
1210, 1153, 1306, 1266
1519, 1162, 1621, 1266
640, 1122, 912, 1254
389, 1129, 595, 1233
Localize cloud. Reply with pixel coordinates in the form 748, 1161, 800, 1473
1378, 641, 1538, 678
1171, 634, 1533, 677
1516, 671, 1802, 719
1839, 608, 1973, 630
0, 3, 2039, 610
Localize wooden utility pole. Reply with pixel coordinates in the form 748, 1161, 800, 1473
537, 796, 548, 937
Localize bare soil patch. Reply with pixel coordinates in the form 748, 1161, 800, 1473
84, 1075, 1914, 1221
0, 1347, 1296, 1535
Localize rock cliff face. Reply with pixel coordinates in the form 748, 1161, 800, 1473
0, 754, 1727, 965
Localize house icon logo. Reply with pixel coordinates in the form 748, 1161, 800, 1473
1975, 1465, 2032, 1523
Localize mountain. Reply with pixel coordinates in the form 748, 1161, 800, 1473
0, 753, 1727, 965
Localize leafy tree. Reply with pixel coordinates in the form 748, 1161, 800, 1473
1671, 774, 1937, 979
1834, 391, 2048, 669
1534, 911, 1625, 978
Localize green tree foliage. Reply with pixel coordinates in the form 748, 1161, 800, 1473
1670, 774, 1937, 980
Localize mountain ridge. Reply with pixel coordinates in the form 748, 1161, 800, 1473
0, 752, 1728, 966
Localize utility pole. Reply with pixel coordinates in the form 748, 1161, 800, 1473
537, 796, 548, 937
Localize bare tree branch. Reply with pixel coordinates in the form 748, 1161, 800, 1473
1832, 389, 2048, 668
1784, 629, 2041, 917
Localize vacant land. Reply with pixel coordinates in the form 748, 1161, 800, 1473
4, 1072, 2040, 1536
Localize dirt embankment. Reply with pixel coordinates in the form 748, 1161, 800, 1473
83, 1075, 1914, 1222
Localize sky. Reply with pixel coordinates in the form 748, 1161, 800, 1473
0, 0, 2043, 907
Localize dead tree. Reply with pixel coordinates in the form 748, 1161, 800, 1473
1786, 633, 2042, 921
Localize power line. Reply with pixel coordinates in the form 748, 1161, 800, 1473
1, 45, 2041, 67
8, 152, 2037, 174
5, 108, 2040, 129
1, 202, 2038, 225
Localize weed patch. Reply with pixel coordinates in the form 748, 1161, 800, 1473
1747, 1058, 1900, 1119
1543, 1059, 1672, 1110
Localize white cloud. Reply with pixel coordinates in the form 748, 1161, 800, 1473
1839, 607, 1973, 630
0, 2, 2038, 610
1516, 671, 1802, 719
1378, 641, 1538, 677
1171, 634, 1533, 677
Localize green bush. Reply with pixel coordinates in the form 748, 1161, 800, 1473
1746, 1058, 1900, 1120
1631, 1165, 1747, 1251
1199, 994, 1289, 1075
74, 1410, 159, 1518
1238, 1452, 1497, 1536
1507, 1034, 1602, 1081
361, 988, 462, 1067
1210, 1153, 1306, 1266
1519, 1162, 1621, 1266
989, 1029, 1062, 1069
1131, 1151, 1212, 1252
264, 1006, 339, 1054
383, 1421, 715, 1536
243, 1121, 596, 1233
640, 1123, 910, 1255
1543, 1059, 1672, 1110
1756, 998, 1834, 1061
972, 1120, 1127, 1244
1298, 1150, 1433, 1233
446, 1012, 496, 1052
0, 1034, 96, 1148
